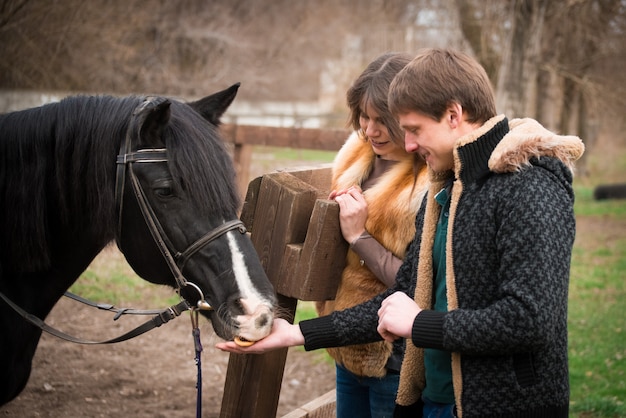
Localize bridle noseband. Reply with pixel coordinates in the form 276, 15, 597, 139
114, 101, 246, 310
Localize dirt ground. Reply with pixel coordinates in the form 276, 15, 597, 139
0, 279, 335, 417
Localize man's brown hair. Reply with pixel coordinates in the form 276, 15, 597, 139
389, 48, 497, 124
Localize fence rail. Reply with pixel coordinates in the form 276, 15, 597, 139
220, 123, 350, 196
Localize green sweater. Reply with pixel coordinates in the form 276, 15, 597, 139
423, 183, 454, 404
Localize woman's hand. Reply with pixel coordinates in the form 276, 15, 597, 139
329, 186, 368, 244
328, 184, 361, 200
377, 292, 421, 342
215, 318, 305, 354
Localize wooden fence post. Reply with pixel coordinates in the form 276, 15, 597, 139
220, 166, 347, 417
233, 142, 253, 197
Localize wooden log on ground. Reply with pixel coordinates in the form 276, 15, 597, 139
280, 390, 336, 418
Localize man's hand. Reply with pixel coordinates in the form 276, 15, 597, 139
377, 292, 421, 342
215, 318, 304, 354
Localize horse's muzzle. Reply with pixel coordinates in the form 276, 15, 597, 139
233, 298, 274, 343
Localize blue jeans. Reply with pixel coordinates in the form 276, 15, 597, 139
423, 395, 456, 418
335, 364, 399, 418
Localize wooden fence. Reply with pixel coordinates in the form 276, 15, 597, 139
218, 124, 352, 417
220, 123, 350, 196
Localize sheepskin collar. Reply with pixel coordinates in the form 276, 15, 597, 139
449, 115, 585, 185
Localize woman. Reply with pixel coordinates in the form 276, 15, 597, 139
316, 52, 429, 418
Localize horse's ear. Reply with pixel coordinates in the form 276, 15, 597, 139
188, 83, 240, 125
133, 97, 171, 148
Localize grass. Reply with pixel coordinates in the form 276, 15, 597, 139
572, 187, 626, 218
247, 145, 336, 180
69, 246, 180, 308
568, 184, 626, 417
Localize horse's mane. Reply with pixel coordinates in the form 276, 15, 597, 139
165, 100, 240, 218
0, 95, 240, 273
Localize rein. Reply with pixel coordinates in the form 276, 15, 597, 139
0, 290, 190, 344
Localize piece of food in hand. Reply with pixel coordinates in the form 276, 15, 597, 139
234, 336, 255, 347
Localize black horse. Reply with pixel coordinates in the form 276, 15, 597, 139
0, 84, 276, 406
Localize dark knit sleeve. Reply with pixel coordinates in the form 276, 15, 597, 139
300, 314, 342, 351
298, 290, 390, 351
413, 310, 446, 349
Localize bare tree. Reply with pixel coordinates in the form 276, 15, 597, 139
1, 0, 410, 101
0, 0, 346, 99
2, 0, 624, 150
546, 1, 623, 138
454, 0, 507, 82
453, 0, 626, 176
455, 0, 549, 118
496, 0, 548, 118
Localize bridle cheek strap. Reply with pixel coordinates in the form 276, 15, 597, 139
115, 147, 187, 289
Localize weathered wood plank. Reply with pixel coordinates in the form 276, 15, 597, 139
254, 172, 319, 281
241, 165, 333, 233
280, 390, 337, 418
221, 171, 321, 418
247, 167, 346, 301
233, 143, 253, 197
276, 243, 303, 296
279, 165, 333, 197
241, 175, 262, 230
222, 166, 344, 418
281, 199, 347, 301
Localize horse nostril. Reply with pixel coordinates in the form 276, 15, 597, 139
256, 313, 270, 329
233, 299, 245, 314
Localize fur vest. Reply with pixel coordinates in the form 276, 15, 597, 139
318, 131, 428, 377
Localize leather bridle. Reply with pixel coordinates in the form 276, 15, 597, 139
113, 122, 248, 417
114, 100, 247, 310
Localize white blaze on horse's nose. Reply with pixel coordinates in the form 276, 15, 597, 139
226, 232, 270, 315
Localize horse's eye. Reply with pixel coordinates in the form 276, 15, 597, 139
153, 179, 174, 197
154, 187, 173, 197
